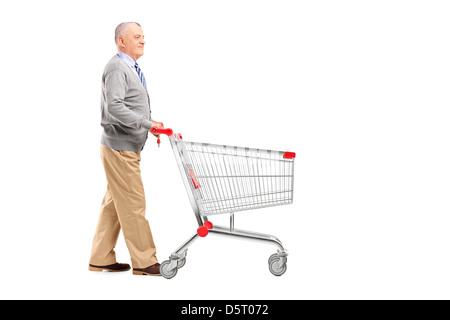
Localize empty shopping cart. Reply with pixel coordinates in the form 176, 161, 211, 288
151, 127, 295, 278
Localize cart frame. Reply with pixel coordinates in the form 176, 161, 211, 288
152, 128, 295, 278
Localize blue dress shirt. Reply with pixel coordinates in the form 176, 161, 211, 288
117, 51, 141, 80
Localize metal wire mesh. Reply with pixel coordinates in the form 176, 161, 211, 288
176, 140, 295, 216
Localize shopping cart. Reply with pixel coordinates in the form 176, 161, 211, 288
152, 127, 296, 278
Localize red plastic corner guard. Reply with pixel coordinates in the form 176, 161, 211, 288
283, 152, 296, 159
197, 226, 208, 237
204, 221, 213, 230
197, 221, 213, 237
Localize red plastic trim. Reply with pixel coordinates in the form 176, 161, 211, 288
197, 226, 208, 237
204, 221, 213, 230
283, 152, 296, 159
188, 168, 201, 189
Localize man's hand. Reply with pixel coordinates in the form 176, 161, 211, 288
149, 121, 164, 137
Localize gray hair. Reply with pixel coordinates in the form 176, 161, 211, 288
115, 22, 141, 44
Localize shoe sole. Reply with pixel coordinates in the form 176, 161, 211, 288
132, 270, 161, 276
88, 266, 131, 272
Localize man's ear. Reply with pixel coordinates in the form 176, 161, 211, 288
118, 37, 125, 48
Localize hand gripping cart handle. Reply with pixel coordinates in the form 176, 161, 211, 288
151, 127, 296, 278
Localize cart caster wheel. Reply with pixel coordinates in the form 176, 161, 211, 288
160, 260, 178, 279
269, 258, 287, 276
177, 258, 186, 269
268, 253, 279, 264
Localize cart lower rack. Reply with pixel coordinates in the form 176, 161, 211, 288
152, 127, 296, 278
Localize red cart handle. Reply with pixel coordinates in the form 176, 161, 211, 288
151, 127, 174, 147
151, 127, 173, 136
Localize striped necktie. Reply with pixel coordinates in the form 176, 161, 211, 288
134, 62, 147, 91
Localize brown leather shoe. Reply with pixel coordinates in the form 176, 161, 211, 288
88, 262, 131, 272
132, 263, 161, 276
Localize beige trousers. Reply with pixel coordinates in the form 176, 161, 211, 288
89, 144, 158, 269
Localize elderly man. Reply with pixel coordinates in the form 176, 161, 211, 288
88, 22, 162, 276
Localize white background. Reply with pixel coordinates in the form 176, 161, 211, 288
0, 0, 449, 300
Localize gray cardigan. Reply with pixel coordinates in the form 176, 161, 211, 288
100, 55, 153, 152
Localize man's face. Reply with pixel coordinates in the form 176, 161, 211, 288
118, 24, 145, 61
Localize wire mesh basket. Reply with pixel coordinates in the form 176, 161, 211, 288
178, 141, 295, 216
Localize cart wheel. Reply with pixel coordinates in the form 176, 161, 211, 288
160, 260, 178, 279
177, 258, 186, 269
269, 258, 287, 276
268, 253, 279, 264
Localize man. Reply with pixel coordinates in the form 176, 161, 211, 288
88, 22, 163, 276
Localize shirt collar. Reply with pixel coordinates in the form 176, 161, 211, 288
117, 51, 136, 68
